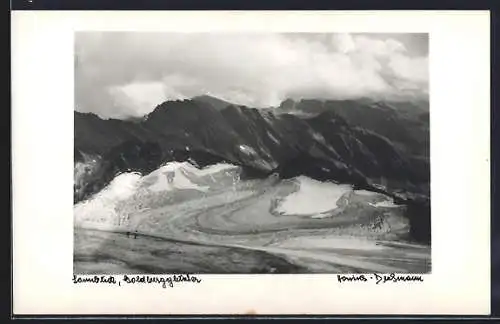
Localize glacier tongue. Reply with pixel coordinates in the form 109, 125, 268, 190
74, 161, 239, 229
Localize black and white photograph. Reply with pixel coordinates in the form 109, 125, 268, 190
73, 32, 431, 274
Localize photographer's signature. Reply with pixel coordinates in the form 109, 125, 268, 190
337, 273, 424, 284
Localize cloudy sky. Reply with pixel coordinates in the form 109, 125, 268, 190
75, 32, 428, 119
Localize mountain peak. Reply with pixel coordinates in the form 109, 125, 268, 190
191, 94, 234, 111
278, 98, 296, 110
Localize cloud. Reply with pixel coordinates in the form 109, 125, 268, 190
75, 32, 428, 119
108, 81, 168, 117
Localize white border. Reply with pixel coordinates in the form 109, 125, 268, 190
12, 11, 490, 315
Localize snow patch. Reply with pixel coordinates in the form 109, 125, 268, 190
98, 172, 142, 200
145, 162, 237, 192
148, 169, 206, 192
238, 144, 257, 156
355, 190, 378, 196
74, 172, 142, 226
184, 163, 237, 177
277, 176, 352, 215
369, 200, 400, 208
267, 131, 280, 144
311, 132, 325, 142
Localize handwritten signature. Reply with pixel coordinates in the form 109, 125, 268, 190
337, 273, 424, 284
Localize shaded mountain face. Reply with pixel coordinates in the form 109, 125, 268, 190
75, 96, 430, 242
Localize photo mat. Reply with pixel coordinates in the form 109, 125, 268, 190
12, 10, 490, 315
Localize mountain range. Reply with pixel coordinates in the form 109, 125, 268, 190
74, 95, 430, 243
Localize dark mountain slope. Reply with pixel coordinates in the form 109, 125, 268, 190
275, 98, 429, 157
74, 112, 155, 158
